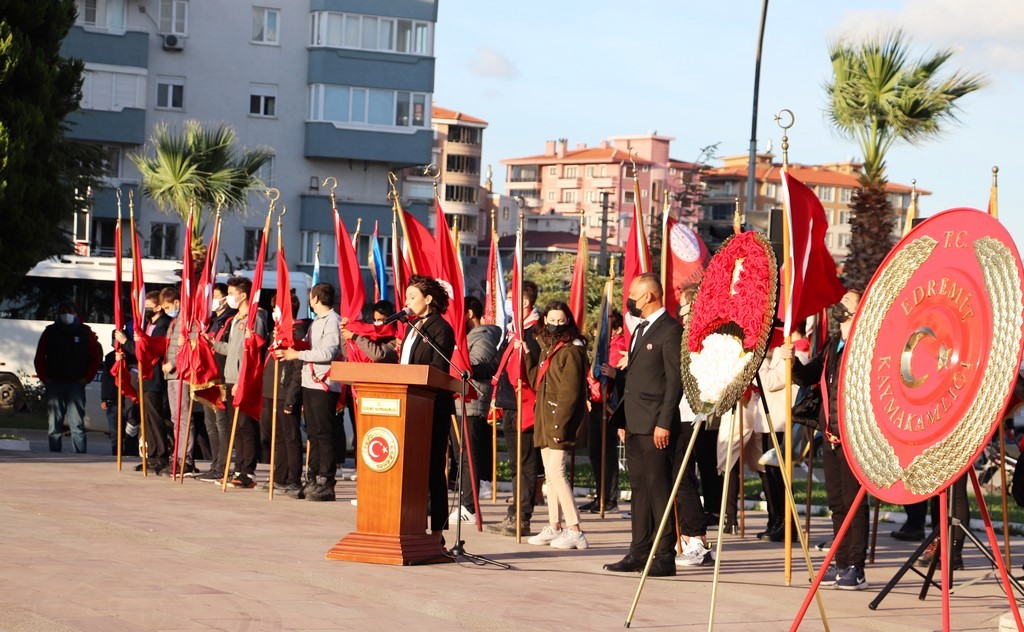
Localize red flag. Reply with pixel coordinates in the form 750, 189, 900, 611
128, 212, 163, 381
434, 199, 470, 376
568, 229, 588, 333
273, 232, 294, 350
621, 200, 651, 343
232, 211, 272, 420
779, 171, 845, 335
187, 216, 224, 409
391, 210, 407, 306
402, 210, 438, 277
483, 231, 498, 325
333, 210, 371, 363
174, 211, 195, 381
663, 217, 710, 319
112, 213, 137, 401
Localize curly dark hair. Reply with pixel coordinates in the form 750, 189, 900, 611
407, 275, 449, 315
536, 301, 582, 346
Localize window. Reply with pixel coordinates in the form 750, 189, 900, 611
599, 165, 606, 177
548, 166, 557, 176
564, 166, 578, 178
80, 65, 146, 111
547, 191, 555, 201
624, 190, 635, 204
150, 223, 179, 259
817, 186, 835, 202
249, 84, 277, 117
445, 185, 478, 204
563, 190, 577, 203
509, 166, 538, 182
840, 187, 853, 203
252, 7, 279, 44
308, 84, 430, 130
300, 232, 337, 266
98, 145, 121, 179
838, 210, 851, 225
255, 156, 274, 187
448, 125, 480, 144
91, 218, 118, 257
586, 166, 595, 177
502, 207, 509, 221
838, 233, 852, 249
888, 193, 906, 208
243, 228, 264, 262
765, 182, 778, 200
159, 0, 188, 36
586, 190, 596, 203
156, 77, 184, 110
78, 0, 126, 32
404, 182, 433, 200
445, 154, 479, 175
309, 12, 433, 56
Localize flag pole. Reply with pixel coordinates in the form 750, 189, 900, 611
352, 217, 362, 249
115, 189, 124, 472
269, 205, 286, 501
130, 192, 149, 478
733, 198, 746, 537
988, 166, 1011, 567
660, 190, 670, 292
178, 397, 194, 485
708, 405, 739, 631
902, 180, 918, 238
600, 271, 614, 518
171, 200, 195, 481
490, 207, 499, 504
777, 110, 795, 585
515, 200, 525, 544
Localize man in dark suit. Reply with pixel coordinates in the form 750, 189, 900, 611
604, 273, 683, 577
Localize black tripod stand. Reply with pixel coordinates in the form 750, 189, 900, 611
869, 487, 1024, 610
404, 315, 510, 569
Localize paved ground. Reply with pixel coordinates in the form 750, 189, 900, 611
1, 429, 1021, 631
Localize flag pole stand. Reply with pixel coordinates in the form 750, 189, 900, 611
138, 373, 148, 477
599, 382, 608, 519
222, 406, 242, 492
116, 374, 123, 472
490, 408, 498, 504
177, 396, 194, 484
170, 371, 186, 481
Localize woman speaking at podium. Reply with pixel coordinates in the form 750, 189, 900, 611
398, 275, 456, 544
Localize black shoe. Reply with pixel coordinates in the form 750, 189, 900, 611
578, 499, 599, 513
599, 500, 619, 513
891, 526, 925, 542
604, 555, 644, 573
648, 558, 677, 577
757, 523, 779, 540
308, 477, 336, 502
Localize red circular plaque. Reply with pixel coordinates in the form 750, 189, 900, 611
838, 208, 1024, 504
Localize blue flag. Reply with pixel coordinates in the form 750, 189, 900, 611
591, 279, 612, 382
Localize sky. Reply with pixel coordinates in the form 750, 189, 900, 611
433, 0, 1024, 249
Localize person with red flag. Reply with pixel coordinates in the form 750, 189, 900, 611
215, 276, 269, 489
122, 290, 172, 473
261, 291, 306, 495
195, 282, 236, 482
276, 282, 342, 501
160, 286, 200, 476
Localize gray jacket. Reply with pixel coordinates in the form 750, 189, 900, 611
463, 324, 502, 417
298, 310, 342, 392
213, 309, 269, 384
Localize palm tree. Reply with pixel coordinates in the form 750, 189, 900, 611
130, 120, 272, 268
825, 30, 987, 288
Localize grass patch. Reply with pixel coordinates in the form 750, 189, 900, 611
0, 409, 47, 431
495, 457, 632, 491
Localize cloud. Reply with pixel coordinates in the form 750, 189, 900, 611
468, 46, 519, 79
833, 0, 1024, 73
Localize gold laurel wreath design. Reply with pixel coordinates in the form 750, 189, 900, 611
843, 236, 1023, 496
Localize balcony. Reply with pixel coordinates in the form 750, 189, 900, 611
589, 175, 619, 189
307, 49, 434, 93
61, 26, 149, 67
90, 183, 139, 219
298, 194, 394, 233
304, 122, 432, 166
557, 177, 581, 189
65, 108, 146, 145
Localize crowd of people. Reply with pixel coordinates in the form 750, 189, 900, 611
38, 271, 957, 588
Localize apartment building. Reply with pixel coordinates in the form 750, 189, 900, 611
61, 0, 437, 297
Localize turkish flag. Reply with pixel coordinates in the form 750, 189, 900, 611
232, 211, 272, 420
779, 171, 846, 335
664, 217, 710, 319
434, 200, 470, 376
621, 202, 651, 346
332, 211, 370, 363
402, 210, 439, 277
568, 230, 588, 333
272, 238, 294, 350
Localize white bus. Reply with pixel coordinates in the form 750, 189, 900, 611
0, 256, 182, 431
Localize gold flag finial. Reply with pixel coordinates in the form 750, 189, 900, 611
903, 180, 918, 237
774, 109, 795, 171
989, 166, 999, 219
733, 197, 743, 235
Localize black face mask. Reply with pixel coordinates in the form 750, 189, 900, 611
144, 309, 155, 321
626, 297, 643, 318
545, 323, 566, 336
831, 303, 852, 323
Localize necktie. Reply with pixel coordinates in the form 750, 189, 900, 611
630, 321, 648, 360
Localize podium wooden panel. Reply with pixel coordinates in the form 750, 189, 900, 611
325, 363, 462, 565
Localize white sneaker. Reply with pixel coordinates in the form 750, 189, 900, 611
550, 529, 589, 550
675, 538, 714, 567
527, 525, 562, 545
448, 505, 475, 524
478, 480, 493, 499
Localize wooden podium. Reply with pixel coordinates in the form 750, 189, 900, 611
326, 362, 462, 565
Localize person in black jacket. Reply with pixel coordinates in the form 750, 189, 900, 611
399, 275, 456, 544
101, 330, 137, 456
34, 300, 101, 453
260, 292, 307, 494
197, 283, 237, 481
603, 273, 684, 577
781, 288, 869, 590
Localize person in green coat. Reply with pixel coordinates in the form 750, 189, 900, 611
522, 301, 589, 550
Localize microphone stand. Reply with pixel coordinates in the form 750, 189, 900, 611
405, 314, 510, 569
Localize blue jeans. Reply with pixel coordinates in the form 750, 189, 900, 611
47, 381, 87, 453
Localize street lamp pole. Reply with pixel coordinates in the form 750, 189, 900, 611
746, 0, 770, 214
599, 190, 610, 275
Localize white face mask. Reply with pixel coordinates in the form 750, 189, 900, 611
272, 305, 282, 323
226, 295, 240, 310
213, 297, 226, 311
59, 314, 76, 325
504, 298, 514, 315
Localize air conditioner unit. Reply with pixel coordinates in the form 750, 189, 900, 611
162, 33, 184, 51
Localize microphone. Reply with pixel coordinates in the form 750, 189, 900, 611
380, 307, 411, 326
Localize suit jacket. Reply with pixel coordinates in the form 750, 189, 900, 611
403, 312, 457, 417
613, 311, 683, 435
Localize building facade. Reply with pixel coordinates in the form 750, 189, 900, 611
61, 0, 438, 299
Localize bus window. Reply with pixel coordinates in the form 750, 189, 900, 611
0, 277, 76, 321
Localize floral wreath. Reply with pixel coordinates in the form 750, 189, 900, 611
681, 231, 778, 417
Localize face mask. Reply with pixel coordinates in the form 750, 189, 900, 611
59, 314, 76, 325
545, 323, 566, 336
213, 297, 226, 311
166, 308, 180, 319
504, 298, 514, 315
272, 306, 282, 323
226, 295, 240, 310
831, 303, 852, 323
626, 297, 643, 318
144, 309, 154, 321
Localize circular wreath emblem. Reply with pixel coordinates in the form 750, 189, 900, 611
670, 222, 703, 263
360, 427, 400, 473
681, 231, 778, 417
839, 208, 1024, 503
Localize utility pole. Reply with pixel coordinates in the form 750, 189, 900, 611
746, 0, 770, 214
599, 190, 610, 275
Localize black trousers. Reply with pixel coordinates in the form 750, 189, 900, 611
454, 414, 492, 508
672, 422, 706, 537
904, 500, 929, 530
626, 429, 678, 562
929, 474, 970, 552
501, 409, 538, 523
303, 388, 340, 482
204, 401, 230, 475
761, 432, 786, 529
695, 425, 722, 515
823, 442, 869, 569
588, 402, 619, 505
225, 384, 258, 478
429, 404, 451, 532
142, 390, 168, 462
259, 396, 302, 485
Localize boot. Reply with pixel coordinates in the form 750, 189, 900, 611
308, 476, 336, 502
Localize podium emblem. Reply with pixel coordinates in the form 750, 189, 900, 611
361, 427, 400, 473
